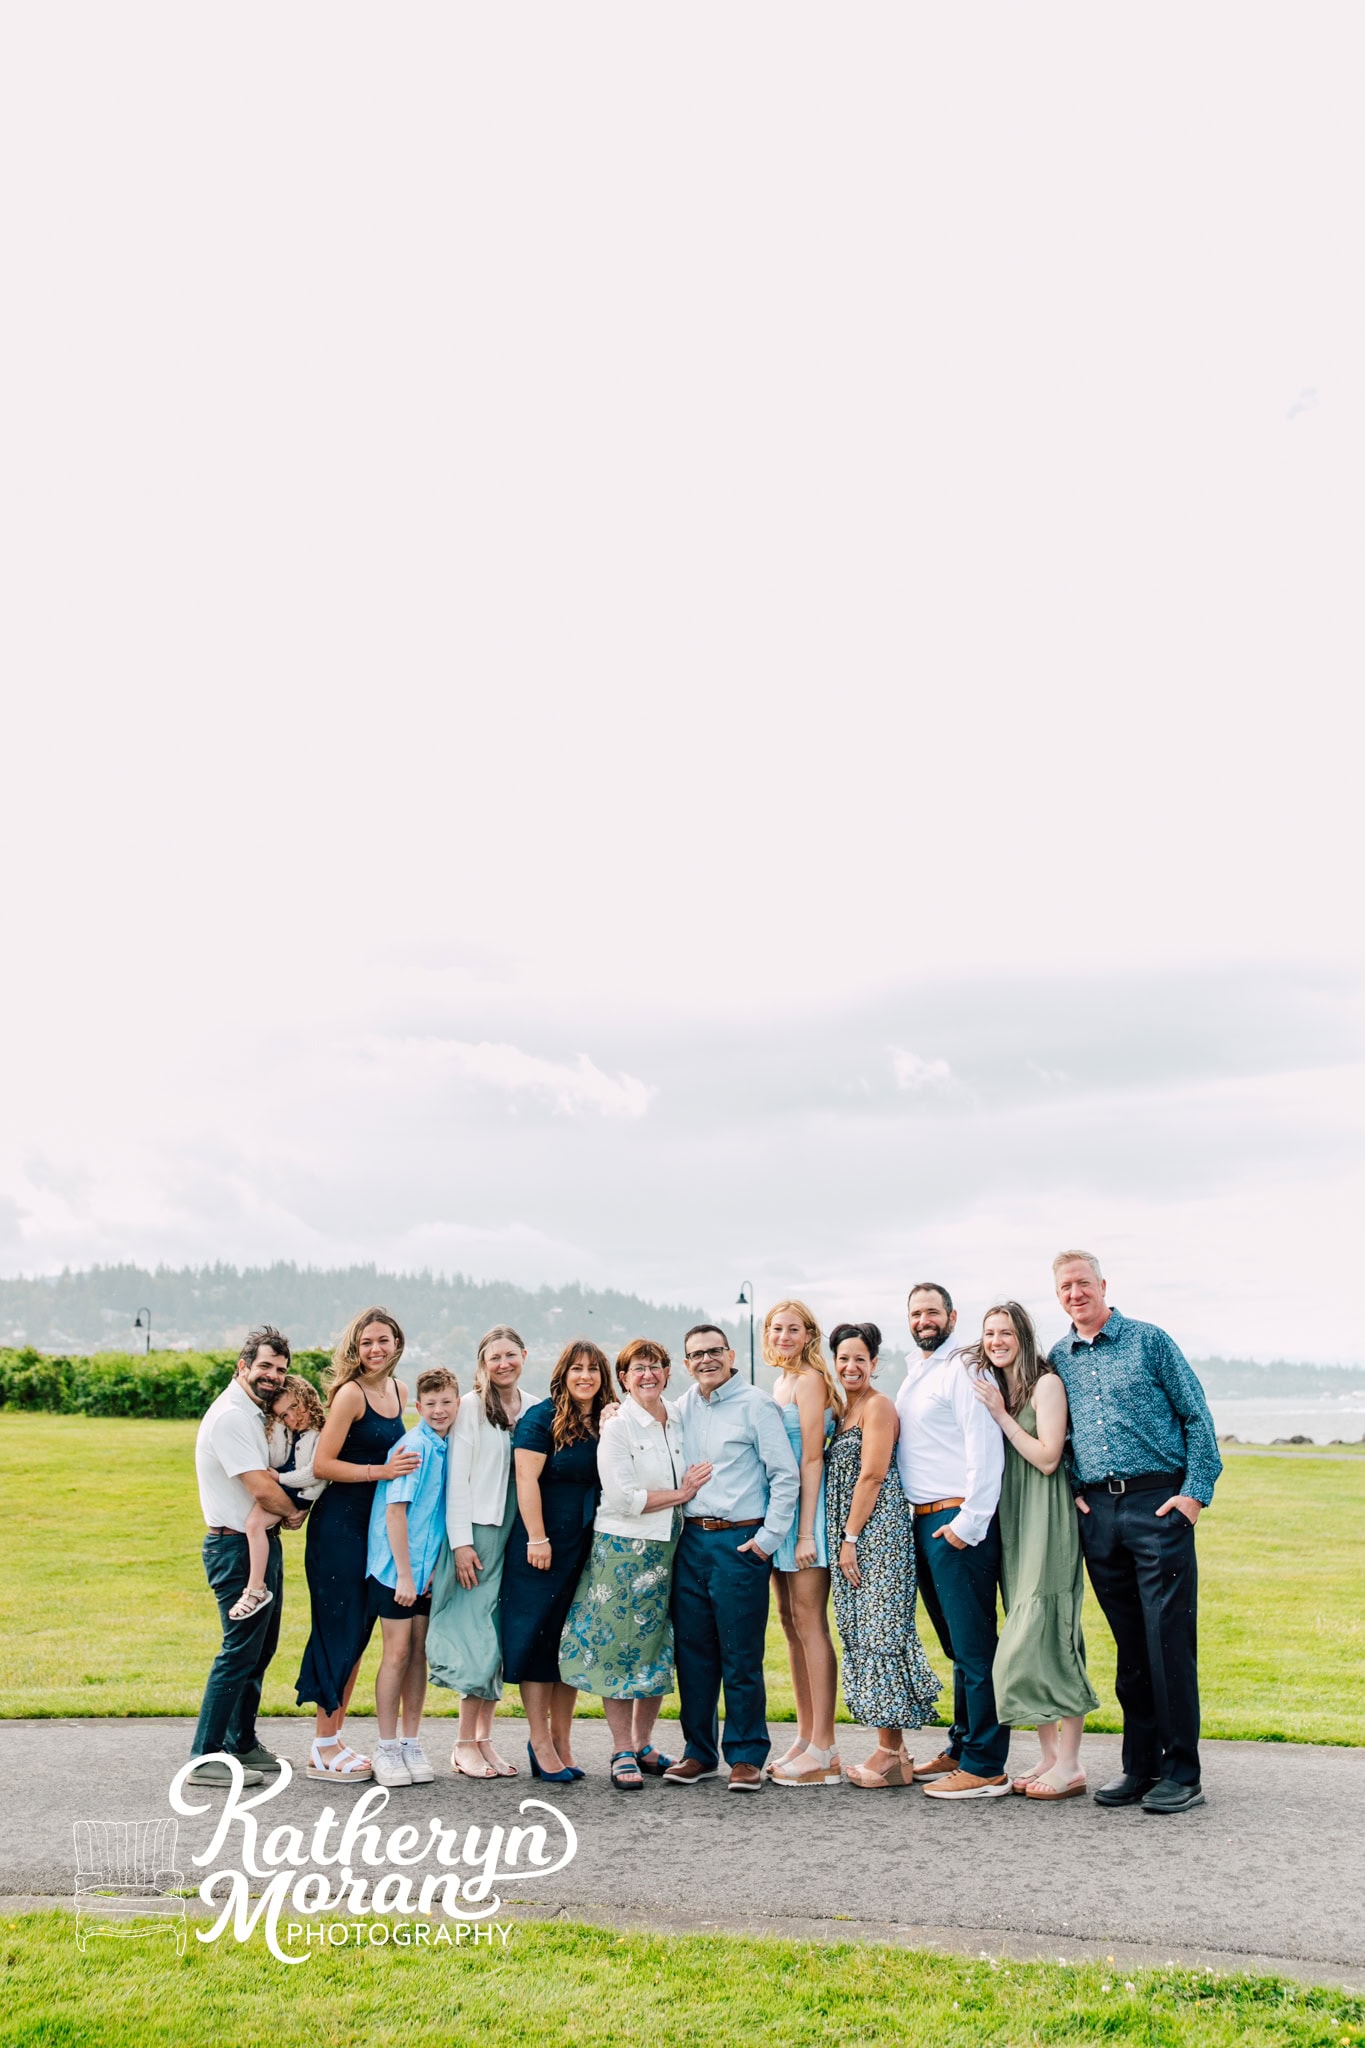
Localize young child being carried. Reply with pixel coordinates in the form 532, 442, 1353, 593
228, 1374, 328, 1621
365, 1367, 460, 1787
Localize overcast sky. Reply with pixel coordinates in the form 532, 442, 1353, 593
3, 8, 1361, 1361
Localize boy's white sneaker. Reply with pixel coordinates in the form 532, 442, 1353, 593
401, 1738, 435, 1784
373, 1740, 413, 1788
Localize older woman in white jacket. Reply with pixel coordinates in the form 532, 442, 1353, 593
559, 1339, 712, 1789
426, 1326, 526, 1778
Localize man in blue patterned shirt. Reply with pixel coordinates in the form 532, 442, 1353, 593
1050, 1251, 1221, 1817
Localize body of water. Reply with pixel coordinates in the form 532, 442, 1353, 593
1207, 1392, 1365, 1444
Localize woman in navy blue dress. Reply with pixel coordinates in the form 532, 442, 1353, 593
296, 1307, 419, 1781
501, 1340, 611, 1779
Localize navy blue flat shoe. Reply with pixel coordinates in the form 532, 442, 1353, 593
526, 1741, 575, 1785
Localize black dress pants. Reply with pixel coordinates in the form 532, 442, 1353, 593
1078, 1490, 1201, 1785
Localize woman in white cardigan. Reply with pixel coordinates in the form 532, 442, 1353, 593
558, 1339, 711, 1789
426, 1326, 526, 1778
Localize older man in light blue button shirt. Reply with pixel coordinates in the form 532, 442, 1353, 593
663, 1324, 799, 1792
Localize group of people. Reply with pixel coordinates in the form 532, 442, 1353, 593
191, 1249, 1221, 1816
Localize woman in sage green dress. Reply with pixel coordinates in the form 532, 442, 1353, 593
968, 1301, 1098, 1801
426, 1325, 526, 1779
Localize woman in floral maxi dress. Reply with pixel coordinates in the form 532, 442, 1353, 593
824, 1322, 941, 1788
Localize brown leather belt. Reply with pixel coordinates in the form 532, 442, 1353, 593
913, 1497, 965, 1517
689, 1516, 764, 1532
205, 1526, 245, 1536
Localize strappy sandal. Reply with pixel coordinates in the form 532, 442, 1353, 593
452, 1740, 498, 1780
610, 1750, 644, 1790
634, 1745, 676, 1777
845, 1752, 914, 1790
306, 1737, 373, 1781
227, 1585, 274, 1621
772, 1746, 843, 1787
1024, 1773, 1087, 1801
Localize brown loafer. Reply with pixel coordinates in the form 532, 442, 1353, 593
727, 1763, 763, 1792
662, 1756, 718, 1785
914, 1750, 960, 1779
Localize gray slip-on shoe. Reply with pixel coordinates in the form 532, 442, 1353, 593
187, 1758, 264, 1787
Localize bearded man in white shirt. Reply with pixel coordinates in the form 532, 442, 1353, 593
189, 1327, 306, 1786
894, 1283, 1010, 1799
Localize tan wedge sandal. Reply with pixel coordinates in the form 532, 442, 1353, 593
844, 1752, 914, 1789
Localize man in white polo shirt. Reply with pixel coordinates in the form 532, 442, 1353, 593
189, 1326, 305, 1786
895, 1282, 1009, 1799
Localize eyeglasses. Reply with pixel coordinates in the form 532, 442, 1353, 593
685, 1345, 729, 1365
627, 1362, 668, 1374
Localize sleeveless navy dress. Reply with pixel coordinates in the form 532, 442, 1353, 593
499, 1400, 601, 1685
295, 1391, 406, 1713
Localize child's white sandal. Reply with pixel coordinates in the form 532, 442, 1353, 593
227, 1585, 274, 1622
306, 1739, 373, 1781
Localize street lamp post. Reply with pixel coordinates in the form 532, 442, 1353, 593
133, 1308, 152, 1355
735, 1283, 755, 1385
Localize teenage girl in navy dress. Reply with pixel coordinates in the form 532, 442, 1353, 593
296, 1307, 420, 1781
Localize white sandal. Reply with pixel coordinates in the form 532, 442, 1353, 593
227, 1585, 274, 1621
307, 1737, 373, 1781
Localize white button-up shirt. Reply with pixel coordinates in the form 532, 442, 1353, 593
894, 1342, 1004, 1547
195, 1379, 271, 1531
596, 1393, 685, 1542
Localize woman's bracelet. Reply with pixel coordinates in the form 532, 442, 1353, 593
527, 1536, 550, 1548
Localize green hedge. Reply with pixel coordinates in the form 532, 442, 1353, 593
0, 1348, 331, 1419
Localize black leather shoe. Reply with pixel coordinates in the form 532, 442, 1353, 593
1093, 1772, 1160, 1807
1141, 1778, 1205, 1814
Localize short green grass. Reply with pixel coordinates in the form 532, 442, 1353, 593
1, 1415, 1361, 1742
1, 1912, 1360, 2048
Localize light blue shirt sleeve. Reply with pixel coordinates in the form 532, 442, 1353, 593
384, 1428, 425, 1506
754, 1396, 800, 1557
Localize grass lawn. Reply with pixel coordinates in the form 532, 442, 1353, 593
2, 1911, 1362, 2048
1, 1415, 1361, 1743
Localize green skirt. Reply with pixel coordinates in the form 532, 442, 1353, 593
558, 1530, 677, 1699
426, 1483, 517, 1701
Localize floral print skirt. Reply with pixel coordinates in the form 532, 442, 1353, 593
558, 1531, 677, 1699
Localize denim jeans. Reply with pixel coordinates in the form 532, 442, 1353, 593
913, 1509, 1009, 1777
670, 1520, 774, 1768
190, 1529, 283, 1760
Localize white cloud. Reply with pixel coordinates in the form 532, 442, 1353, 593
0, 12, 1360, 1359
435, 1041, 653, 1120
891, 1049, 954, 1092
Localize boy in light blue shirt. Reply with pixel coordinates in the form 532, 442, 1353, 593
365, 1368, 459, 1788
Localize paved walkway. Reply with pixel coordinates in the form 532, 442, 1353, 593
3, 1718, 1360, 1986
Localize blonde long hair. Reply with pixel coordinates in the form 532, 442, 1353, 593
325, 1306, 406, 1400
474, 1324, 526, 1433
762, 1298, 846, 1415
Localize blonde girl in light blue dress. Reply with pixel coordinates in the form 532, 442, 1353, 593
766, 1298, 845, 1786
